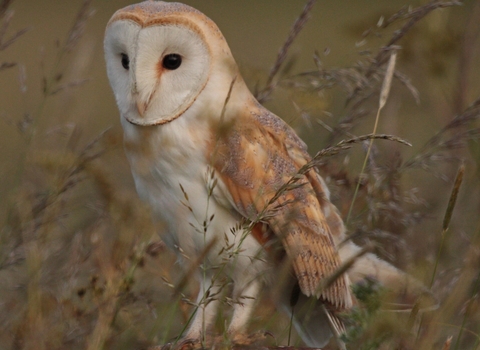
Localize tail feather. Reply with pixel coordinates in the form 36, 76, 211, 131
322, 305, 347, 350
276, 240, 436, 348
280, 291, 346, 349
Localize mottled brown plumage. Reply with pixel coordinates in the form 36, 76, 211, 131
211, 96, 352, 309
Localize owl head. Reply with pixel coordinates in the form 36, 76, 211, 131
104, 1, 241, 126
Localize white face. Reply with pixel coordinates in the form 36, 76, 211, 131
104, 20, 211, 126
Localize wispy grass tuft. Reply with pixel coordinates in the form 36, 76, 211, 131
347, 50, 397, 225
256, 0, 317, 103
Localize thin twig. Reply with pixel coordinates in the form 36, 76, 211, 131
256, 0, 316, 103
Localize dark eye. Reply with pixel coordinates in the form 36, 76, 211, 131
162, 54, 182, 70
121, 53, 129, 70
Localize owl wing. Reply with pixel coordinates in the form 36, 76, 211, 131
210, 100, 352, 309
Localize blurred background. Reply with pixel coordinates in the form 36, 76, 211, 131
0, 0, 479, 349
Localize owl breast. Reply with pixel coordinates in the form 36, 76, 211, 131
120, 115, 266, 273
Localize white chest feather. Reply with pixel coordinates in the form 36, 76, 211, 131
121, 116, 264, 271
123, 116, 210, 238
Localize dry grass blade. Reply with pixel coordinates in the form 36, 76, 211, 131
382, 1, 462, 45
219, 75, 237, 125
173, 237, 218, 296
453, 271, 480, 350
443, 336, 453, 350
85, 282, 119, 350
334, 133, 411, 147
430, 163, 465, 288
0, 0, 12, 18
65, 0, 95, 52
254, 133, 410, 231
256, 0, 316, 103
347, 0, 461, 105
417, 233, 480, 349
378, 50, 397, 110
442, 164, 464, 231
0, 4, 31, 53
27, 128, 112, 218
394, 70, 420, 104
347, 50, 398, 224
0, 61, 14, 70
454, 0, 480, 113
401, 99, 480, 177
424, 98, 480, 152
0, 8, 13, 42
289, 61, 370, 96
50, 78, 91, 95
0, 26, 30, 51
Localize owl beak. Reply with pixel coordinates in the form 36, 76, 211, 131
136, 98, 147, 116
132, 76, 148, 116
134, 87, 155, 117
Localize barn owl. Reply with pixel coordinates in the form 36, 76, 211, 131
104, 2, 430, 348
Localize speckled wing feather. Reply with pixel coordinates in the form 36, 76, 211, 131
211, 99, 352, 309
